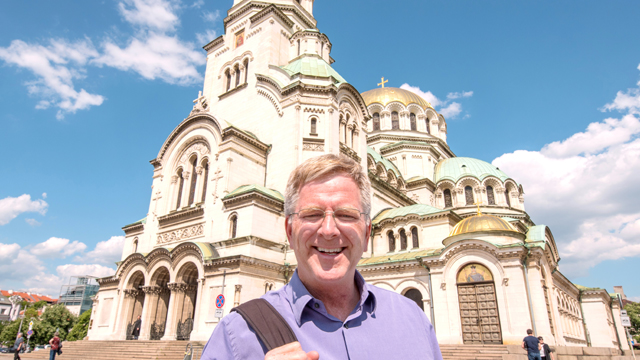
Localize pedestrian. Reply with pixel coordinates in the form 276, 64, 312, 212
522, 329, 541, 360
131, 315, 141, 340
201, 154, 443, 360
538, 336, 554, 360
48, 332, 61, 360
12, 332, 23, 360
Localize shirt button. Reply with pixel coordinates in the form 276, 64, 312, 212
314, 303, 319, 309
344, 323, 349, 329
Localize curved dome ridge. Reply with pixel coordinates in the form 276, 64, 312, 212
435, 157, 512, 184
449, 214, 518, 237
361, 87, 433, 110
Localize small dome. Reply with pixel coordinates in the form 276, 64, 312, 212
361, 87, 433, 110
449, 214, 518, 237
435, 157, 511, 184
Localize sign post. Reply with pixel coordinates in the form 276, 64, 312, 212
214, 268, 230, 319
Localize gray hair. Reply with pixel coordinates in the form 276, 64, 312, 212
284, 154, 371, 217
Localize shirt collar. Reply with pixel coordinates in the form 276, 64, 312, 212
286, 270, 377, 326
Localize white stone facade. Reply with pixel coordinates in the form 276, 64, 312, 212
87, 0, 630, 351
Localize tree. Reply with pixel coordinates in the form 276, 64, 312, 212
625, 302, 640, 342
0, 319, 21, 347
67, 310, 91, 341
39, 305, 77, 341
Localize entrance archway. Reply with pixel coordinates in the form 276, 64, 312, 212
457, 263, 502, 344
148, 267, 171, 340
174, 262, 199, 340
403, 288, 424, 311
124, 271, 145, 340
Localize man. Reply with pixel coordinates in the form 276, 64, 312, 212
538, 336, 554, 360
202, 154, 442, 360
522, 329, 541, 360
13, 332, 23, 360
131, 315, 141, 340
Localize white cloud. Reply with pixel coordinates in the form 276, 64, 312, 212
25, 218, 41, 227
202, 10, 220, 23
400, 83, 472, 119
0, 194, 48, 225
0, 39, 104, 119
118, 0, 180, 32
83, 236, 126, 265
492, 63, 640, 278
0, 243, 45, 282
56, 264, 116, 279
95, 34, 205, 85
191, 0, 205, 8
30, 237, 87, 259
42, 193, 47, 199
196, 29, 218, 46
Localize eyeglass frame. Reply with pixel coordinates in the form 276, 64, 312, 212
289, 207, 370, 226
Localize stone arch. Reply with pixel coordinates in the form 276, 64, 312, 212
117, 253, 147, 279
370, 281, 395, 291
228, 212, 239, 239
156, 114, 222, 164
172, 260, 200, 340
122, 269, 146, 339
376, 164, 387, 180
402, 288, 425, 311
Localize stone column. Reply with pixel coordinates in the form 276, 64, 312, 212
191, 278, 206, 338
179, 172, 190, 209
138, 286, 159, 340
234, 285, 243, 307
194, 166, 204, 204
162, 283, 184, 340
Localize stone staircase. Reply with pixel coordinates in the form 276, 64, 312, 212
440, 344, 511, 360
16, 340, 205, 360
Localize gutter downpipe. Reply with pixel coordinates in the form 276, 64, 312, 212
611, 294, 624, 353
522, 247, 537, 335
417, 257, 436, 333
578, 290, 592, 347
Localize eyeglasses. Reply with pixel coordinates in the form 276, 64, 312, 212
291, 207, 368, 226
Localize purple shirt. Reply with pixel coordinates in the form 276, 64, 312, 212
201, 271, 442, 360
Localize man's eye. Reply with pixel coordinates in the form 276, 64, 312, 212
300, 211, 324, 219
335, 211, 359, 221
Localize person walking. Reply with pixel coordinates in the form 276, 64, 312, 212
522, 329, 541, 360
538, 336, 554, 360
48, 332, 61, 360
131, 315, 141, 340
12, 332, 24, 360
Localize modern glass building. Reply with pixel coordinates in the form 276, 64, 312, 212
58, 276, 99, 316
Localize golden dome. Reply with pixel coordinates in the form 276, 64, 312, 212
361, 87, 433, 110
449, 214, 519, 237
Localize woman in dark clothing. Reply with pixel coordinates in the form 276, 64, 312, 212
538, 336, 554, 360
131, 315, 142, 340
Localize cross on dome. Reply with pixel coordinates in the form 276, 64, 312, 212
377, 77, 388, 88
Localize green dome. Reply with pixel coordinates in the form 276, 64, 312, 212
434, 157, 511, 184
280, 54, 346, 84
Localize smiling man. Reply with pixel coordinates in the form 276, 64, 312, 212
201, 154, 442, 360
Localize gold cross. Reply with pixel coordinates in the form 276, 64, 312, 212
377, 77, 388, 88
473, 199, 483, 215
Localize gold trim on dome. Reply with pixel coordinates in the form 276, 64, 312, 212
361, 87, 433, 110
449, 214, 519, 237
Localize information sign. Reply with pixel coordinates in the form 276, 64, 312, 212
215, 294, 225, 309
621, 315, 631, 327
215, 308, 224, 318
27, 330, 34, 337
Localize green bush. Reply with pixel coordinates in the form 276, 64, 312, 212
67, 310, 91, 341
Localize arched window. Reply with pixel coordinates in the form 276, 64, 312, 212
391, 111, 399, 130
350, 129, 355, 148
387, 231, 395, 252
310, 118, 317, 135
297, 39, 301, 56
132, 238, 138, 253
465, 186, 474, 205
410, 113, 416, 131
176, 169, 184, 209
444, 189, 453, 208
243, 59, 249, 84
229, 215, 238, 238
342, 123, 347, 143
373, 113, 380, 130
411, 227, 419, 248
225, 69, 231, 92
201, 160, 209, 203
234, 65, 241, 87
320, 41, 324, 58
487, 186, 495, 205
505, 189, 511, 207
404, 289, 424, 311
399, 229, 407, 251
425, 118, 430, 134
188, 156, 198, 206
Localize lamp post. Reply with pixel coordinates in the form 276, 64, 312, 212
9, 295, 23, 340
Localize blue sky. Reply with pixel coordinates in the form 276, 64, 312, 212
1, 0, 639, 300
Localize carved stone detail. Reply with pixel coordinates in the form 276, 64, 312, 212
123, 289, 142, 298
156, 223, 205, 245
167, 282, 195, 293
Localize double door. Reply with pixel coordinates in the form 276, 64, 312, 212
458, 282, 502, 344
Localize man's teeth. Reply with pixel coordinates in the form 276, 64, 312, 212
317, 247, 342, 253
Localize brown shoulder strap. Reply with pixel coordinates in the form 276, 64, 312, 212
231, 298, 298, 352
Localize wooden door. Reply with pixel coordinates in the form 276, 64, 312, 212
458, 282, 502, 344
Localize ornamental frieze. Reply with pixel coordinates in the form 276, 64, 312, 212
123, 289, 143, 298
141, 285, 168, 295
167, 282, 195, 293
156, 223, 205, 245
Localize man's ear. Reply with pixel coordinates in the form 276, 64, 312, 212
285, 216, 294, 248
363, 220, 372, 252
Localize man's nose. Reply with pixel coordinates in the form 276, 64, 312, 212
318, 211, 340, 237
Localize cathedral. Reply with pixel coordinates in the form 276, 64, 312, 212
87, 0, 631, 350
